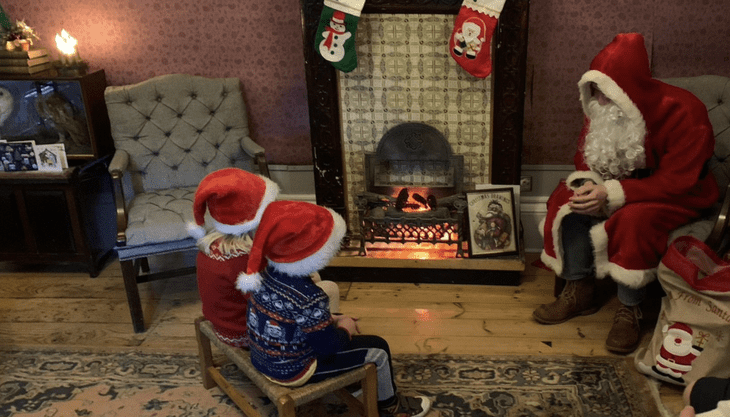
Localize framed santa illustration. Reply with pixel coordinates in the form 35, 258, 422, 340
466, 187, 518, 258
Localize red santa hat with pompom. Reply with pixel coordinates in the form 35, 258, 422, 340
186, 167, 279, 240
236, 200, 347, 293
665, 322, 693, 339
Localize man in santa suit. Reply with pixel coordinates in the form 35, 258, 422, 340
533, 33, 718, 353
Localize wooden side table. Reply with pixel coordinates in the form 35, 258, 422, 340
0, 158, 116, 277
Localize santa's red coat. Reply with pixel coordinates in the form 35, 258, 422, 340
540, 33, 718, 289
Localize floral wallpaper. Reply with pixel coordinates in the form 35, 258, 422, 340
1, 0, 728, 166
524, 0, 730, 165
1, 0, 313, 165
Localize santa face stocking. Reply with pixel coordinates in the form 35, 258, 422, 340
449, 0, 506, 78
315, 0, 366, 73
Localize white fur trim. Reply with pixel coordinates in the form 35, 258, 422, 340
187, 222, 207, 240
269, 208, 347, 277
236, 272, 263, 293
578, 70, 642, 123
543, 204, 574, 277
589, 221, 655, 288
462, 0, 506, 18
213, 176, 280, 236
540, 250, 561, 276
324, 0, 366, 17
603, 179, 625, 214
565, 171, 604, 190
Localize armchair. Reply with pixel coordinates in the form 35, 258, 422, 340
663, 75, 730, 252
105, 74, 270, 333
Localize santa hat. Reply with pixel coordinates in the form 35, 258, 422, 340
186, 168, 279, 240
236, 200, 347, 293
331, 10, 345, 24
665, 322, 693, 338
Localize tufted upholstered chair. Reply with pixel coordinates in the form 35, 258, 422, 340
554, 75, 730, 296
664, 75, 730, 251
105, 74, 270, 333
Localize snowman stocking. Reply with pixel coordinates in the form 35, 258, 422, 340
315, 0, 366, 73
449, 0, 506, 78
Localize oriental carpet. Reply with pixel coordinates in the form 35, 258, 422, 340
0, 349, 662, 416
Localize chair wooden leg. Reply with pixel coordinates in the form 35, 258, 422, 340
119, 259, 145, 333
277, 394, 297, 417
362, 363, 379, 417
194, 317, 216, 389
140, 257, 151, 273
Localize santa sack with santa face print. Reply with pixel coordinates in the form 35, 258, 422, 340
635, 235, 730, 386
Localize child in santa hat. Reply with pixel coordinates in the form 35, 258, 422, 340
239, 200, 433, 417
187, 168, 340, 348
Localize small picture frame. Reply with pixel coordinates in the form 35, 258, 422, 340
466, 187, 519, 257
33, 143, 68, 172
1, 140, 38, 172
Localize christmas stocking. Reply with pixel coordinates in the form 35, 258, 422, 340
449, 0, 506, 78
315, 0, 366, 73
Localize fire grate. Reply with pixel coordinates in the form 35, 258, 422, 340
356, 123, 467, 257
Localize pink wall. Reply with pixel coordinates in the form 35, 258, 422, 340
2, 0, 313, 165
3, 0, 729, 166
524, 0, 730, 165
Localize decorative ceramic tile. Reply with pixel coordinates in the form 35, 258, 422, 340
339, 14, 493, 231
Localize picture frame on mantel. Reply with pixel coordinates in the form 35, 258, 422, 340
466, 187, 519, 258
299, 0, 530, 228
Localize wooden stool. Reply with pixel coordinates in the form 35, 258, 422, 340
195, 317, 379, 417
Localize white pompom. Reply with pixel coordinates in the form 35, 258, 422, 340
236, 272, 263, 293
187, 222, 206, 240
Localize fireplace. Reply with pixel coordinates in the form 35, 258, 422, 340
356, 123, 467, 257
300, 0, 530, 284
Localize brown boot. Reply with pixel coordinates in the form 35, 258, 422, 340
533, 277, 599, 324
606, 304, 642, 354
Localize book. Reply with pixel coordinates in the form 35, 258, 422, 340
0, 62, 53, 74
0, 55, 50, 67
0, 48, 48, 59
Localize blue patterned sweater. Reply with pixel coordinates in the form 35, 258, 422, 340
246, 266, 350, 384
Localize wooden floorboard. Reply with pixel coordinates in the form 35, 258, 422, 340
0, 253, 685, 415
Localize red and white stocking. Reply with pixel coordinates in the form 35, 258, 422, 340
449, 0, 506, 78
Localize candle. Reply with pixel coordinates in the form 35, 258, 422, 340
55, 29, 79, 66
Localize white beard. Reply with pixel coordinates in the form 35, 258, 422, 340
583, 99, 646, 180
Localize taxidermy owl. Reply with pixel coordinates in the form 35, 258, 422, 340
0, 86, 14, 127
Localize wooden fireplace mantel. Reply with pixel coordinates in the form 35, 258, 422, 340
300, 0, 530, 285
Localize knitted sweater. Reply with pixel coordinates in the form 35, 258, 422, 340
246, 266, 350, 386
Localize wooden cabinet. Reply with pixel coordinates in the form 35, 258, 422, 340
0, 70, 116, 276
0, 157, 116, 277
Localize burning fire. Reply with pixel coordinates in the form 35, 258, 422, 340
393, 187, 436, 212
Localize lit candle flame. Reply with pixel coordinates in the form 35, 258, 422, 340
55, 30, 78, 57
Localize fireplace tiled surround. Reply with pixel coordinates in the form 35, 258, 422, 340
301, 0, 530, 285
339, 14, 493, 234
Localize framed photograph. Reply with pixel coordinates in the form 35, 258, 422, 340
466, 187, 519, 257
33, 143, 67, 172
1, 140, 38, 172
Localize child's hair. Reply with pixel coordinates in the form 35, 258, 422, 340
197, 231, 253, 255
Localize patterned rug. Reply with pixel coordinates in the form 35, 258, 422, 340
0, 349, 661, 417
